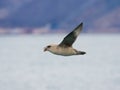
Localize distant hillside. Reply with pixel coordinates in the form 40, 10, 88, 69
0, 0, 120, 33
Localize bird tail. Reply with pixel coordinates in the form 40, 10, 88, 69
76, 51, 86, 55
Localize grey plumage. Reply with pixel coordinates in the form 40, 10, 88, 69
59, 23, 83, 47
44, 22, 86, 56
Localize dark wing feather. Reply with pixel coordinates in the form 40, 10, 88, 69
59, 22, 83, 47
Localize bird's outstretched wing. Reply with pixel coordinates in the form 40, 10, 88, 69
59, 22, 83, 47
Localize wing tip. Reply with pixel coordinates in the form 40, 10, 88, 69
80, 22, 83, 26
74, 22, 83, 30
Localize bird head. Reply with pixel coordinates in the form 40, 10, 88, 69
44, 44, 57, 52
44, 45, 52, 52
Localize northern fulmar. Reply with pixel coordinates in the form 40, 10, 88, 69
44, 22, 86, 56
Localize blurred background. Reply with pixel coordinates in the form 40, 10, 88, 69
0, 0, 120, 34
0, 0, 120, 90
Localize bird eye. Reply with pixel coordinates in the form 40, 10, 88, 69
47, 45, 51, 48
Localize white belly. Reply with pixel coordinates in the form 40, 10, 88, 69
50, 47, 76, 56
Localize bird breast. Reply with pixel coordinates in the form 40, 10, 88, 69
50, 46, 76, 56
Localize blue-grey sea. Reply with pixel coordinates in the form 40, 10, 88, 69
0, 34, 120, 90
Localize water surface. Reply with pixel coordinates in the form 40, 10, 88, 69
0, 34, 120, 90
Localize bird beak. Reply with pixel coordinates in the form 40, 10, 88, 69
44, 47, 47, 52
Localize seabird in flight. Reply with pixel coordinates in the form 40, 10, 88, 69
44, 22, 86, 56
